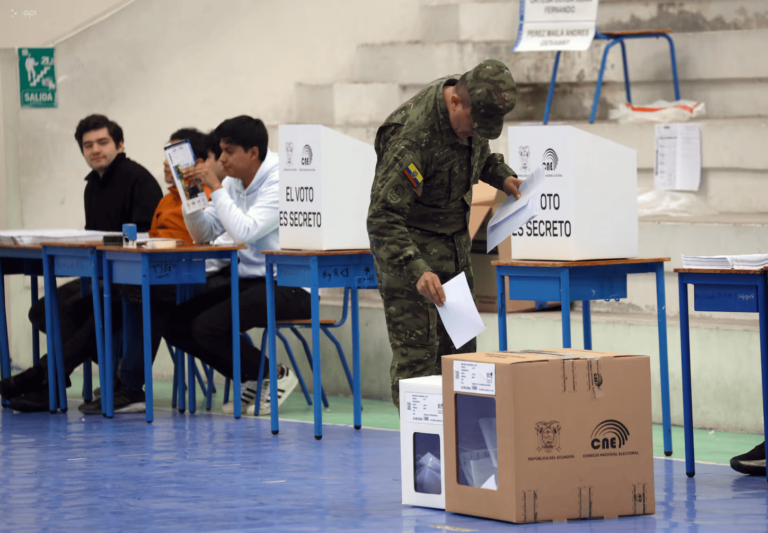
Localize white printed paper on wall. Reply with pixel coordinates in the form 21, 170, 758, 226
654, 123, 702, 192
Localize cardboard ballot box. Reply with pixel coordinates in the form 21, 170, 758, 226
278, 125, 377, 250
400, 376, 445, 510
507, 125, 638, 261
442, 349, 654, 524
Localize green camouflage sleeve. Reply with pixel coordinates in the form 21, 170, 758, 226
367, 138, 432, 286
480, 152, 517, 192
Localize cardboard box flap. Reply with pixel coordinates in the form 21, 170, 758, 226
443, 352, 563, 366
534, 348, 649, 360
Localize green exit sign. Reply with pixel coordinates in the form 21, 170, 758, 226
18, 48, 57, 108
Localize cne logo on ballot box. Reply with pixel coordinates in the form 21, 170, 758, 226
507, 125, 638, 261
278, 125, 377, 250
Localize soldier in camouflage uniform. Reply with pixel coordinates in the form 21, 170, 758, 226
367, 59, 521, 407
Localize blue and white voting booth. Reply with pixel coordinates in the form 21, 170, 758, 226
507, 125, 638, 261
278, 125, 376, 250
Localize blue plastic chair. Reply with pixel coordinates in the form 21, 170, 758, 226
222, 288, 356, 412
543, 29, 680, 124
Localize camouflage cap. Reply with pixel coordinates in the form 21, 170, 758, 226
461, 59, 517, 140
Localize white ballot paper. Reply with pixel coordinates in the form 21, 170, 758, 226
486, 167, 544, 253
654, 123, 702, 191
436, 271, 486, 349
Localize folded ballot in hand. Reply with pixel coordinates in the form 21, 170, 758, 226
486, 167, 545, 253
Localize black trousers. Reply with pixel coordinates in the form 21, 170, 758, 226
155, 269, 311, 382
28, 279, 120, 378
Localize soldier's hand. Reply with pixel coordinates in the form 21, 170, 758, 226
417, 272, 446, 307
503, 176, 523, 199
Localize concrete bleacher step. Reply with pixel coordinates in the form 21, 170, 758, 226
420, 0, 768, 42
353, 29, 768, 86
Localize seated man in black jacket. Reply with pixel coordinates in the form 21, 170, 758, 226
0, 114, 163, 412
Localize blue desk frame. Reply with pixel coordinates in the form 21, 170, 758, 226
101, 245, 242, 422
495, 258, 673, 456
0, 245, 44, 408
40, 244, 106, 414
264, 250, 377, 439
676, 269, 768, 480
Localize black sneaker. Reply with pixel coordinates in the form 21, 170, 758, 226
9, 390, 50, 412
78, 389, 146, 415
0, 366, 46, 400
730, 442, 766, 476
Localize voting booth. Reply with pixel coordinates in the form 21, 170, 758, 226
400, 376, 445, 510
507, 125, 638, 261
278, 125, 377, 250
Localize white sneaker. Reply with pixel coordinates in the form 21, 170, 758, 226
246, 367, 298, 416
222, 380, 266, 415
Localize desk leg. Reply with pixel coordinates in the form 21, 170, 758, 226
352, 286, 361, 430
311, 257, 322, 440
187, 353, 196, 414
758, 277, 768, 482
679, 278, 695, 477
89, 250, 105, 408
41, 253, 58, 413
141, 255, 154, 423
51, 268, 67, 412
497, 270, 507, 351
266, 262, 279, 434
655, 263, 673, 456
103, 256, 114, 418
0, 262, 12, 407
80, 277, 93, 403
560, 269, 572, 348
31, 275, 40, 366
582, 300, 592, 350
231, 251, 241, 419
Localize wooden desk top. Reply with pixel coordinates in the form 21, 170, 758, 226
0, 243, 42, 250
493, 257, 670, 267
674, 268, 763, 275
39, 241, 104, 248
96, 244, 245, 254
263, 249, 372, 256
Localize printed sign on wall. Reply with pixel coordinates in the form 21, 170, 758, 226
19, 48, 57, 108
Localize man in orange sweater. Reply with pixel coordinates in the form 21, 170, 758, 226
150, 128, 218, 244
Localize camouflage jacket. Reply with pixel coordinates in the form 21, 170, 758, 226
367, 75, 516, 286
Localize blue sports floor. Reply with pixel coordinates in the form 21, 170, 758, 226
1, 405, 767, 533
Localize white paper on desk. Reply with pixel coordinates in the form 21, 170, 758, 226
435, 271, 486, 349
486, 167, 544, 253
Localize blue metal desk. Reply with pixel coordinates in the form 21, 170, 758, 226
0, 244, 44, 408
100, 244, 244, 422
494, 257, 673, 456
264, 249, 377, 439
40, 242, 106, 413
675, 267, 768, 480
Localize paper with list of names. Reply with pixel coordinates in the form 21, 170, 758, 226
404, 392, 443, 425
454, 361, 496, 396
435, 271, 486, 349
654, 123, 702, 191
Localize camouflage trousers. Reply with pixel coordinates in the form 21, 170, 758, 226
377, 260, 476, 408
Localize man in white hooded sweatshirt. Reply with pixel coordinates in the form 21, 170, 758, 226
157, 116, 309, 416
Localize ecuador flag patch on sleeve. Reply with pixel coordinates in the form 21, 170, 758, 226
403, 163, 423, 189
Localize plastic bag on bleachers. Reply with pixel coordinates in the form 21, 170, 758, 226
609, 100, 706, 124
